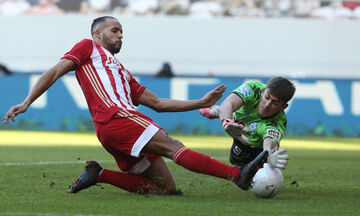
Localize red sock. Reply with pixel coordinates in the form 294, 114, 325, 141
173, 147, 240, 181
97, 169, 157, 194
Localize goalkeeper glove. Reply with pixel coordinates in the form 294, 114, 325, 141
199, 105, 219, 119
267, 147, 289, 169
222, 119, 249, 138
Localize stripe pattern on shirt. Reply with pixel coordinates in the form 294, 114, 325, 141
92, 44, 136, 111
81, 64, 115, 108
117, 111, 151, 128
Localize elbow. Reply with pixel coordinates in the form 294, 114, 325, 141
149, 100, 171, 112
153, 107, 166, 113
149, 103, 165, 112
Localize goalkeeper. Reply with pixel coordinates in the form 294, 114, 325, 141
200, 77, 295, 169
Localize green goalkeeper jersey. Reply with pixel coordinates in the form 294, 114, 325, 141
231, 81, 287, 149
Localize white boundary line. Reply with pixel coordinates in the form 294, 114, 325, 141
0, 157, 228, 167
2, 213, 115, 216
0, 160, 112, 167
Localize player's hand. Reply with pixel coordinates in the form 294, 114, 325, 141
267, 148, 289, 169
3, 103, 29, 124
201, 84, 227, 108
222, 119, 249, 138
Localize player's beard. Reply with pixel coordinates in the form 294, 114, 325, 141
103, 34, 121, 54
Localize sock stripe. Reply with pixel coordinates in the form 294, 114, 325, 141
173, 146, 188, 163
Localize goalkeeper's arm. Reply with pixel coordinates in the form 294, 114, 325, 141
218, 93, 244, 122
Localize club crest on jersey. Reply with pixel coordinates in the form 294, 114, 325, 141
249, 122, 257, 131
237, 85, 251, 97
267, 129, 280, 140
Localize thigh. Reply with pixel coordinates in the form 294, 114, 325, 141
113, 152, 161, 174
141, 130, 184, 159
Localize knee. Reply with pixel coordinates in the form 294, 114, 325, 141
167, 137, 185, 158
155, 180, 177, 194
170, 138, 184, 149
155, 178, 182, 195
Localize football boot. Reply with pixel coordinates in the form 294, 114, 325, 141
68, 160, 103, 193
235, 150, 268, 190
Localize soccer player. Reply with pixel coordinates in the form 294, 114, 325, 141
200, 77, 295, 169
3, 16, 268, 195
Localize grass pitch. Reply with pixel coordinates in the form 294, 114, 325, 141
0, 131, 359, 216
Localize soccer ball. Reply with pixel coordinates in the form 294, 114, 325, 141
250, 163, 284, 198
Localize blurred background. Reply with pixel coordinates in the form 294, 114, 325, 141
0, 0, 359, 137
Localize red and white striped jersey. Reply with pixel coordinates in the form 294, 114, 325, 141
62, 39, 146, 123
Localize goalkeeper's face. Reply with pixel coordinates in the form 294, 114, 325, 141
257, 89, 288, 118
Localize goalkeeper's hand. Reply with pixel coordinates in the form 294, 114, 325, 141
199, 105, 219, 119
222, 119, 249, 138
267, 148, 289, 169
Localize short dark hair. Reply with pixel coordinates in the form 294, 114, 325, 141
266, 77, 295, 103
91, 16, 117, 36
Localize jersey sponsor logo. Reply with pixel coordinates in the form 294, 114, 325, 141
249, 122, 257, 131
106, 57, 122, 68
237, 85, 251, 97
267, 129, 280, 140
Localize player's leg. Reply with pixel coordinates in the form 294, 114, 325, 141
229, 138, 263, 167
95, 156, 180, 195
142, 130, 268, 190
68, 158, 161, 194
72, 113, 184, 194
141, 157, 182, 195
96, 169, 157, 194
69, 116, 168, 194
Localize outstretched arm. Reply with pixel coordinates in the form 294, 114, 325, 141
218, 93, 244, 121
137, 84, 227, 112
217, 93, 249, 138
3, 59, 76, 124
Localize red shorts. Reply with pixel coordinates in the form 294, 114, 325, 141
95, 111, 162, 174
